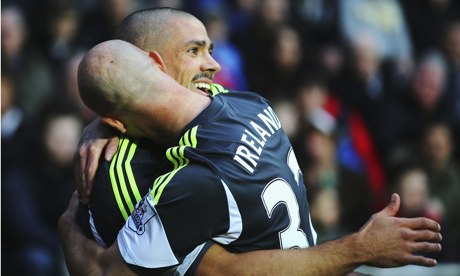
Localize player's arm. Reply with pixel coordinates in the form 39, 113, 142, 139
58, 191, 134, 275
196, 193, 442, 276
74, 118, 120, 204
60, 163, 231, 275
60, 192, 441, 275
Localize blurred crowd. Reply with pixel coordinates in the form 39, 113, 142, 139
2, 0, 460, 275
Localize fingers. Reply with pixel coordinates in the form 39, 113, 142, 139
74, 140, 101, 205
74, 118, 119, 205
85, 143, 103, 199
409, 229, 443, 243
105, 136, 120, 162
405, 253, 438, 267
411, 241, 442, 254
376, 193, 400, 218
399, 217, 441, 232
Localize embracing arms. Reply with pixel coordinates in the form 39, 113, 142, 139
197, 193, 441, 275
62, 119, 441, 275
59, 190, 441, 275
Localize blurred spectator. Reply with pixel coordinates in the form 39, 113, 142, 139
389, 52, 452, 162
411, 53, 448, 114
203, 13, 248, 90
309, 188, 347, 244
45, 4, 81, 70
76, 0, 139, 49
5, 101, 85, 275
1, 73, 64, 276
299, 117, 373, 234
1, 5, 55, 122
400, 0, 460, 58
293, 76, 386, 211
338, 0, 413, 80
231, 0, 295, 97
253, 25, 306, 101
338, 34, 386, 102
420, 123, 460, 262
2, 166, 64, 276
59, 52, 97, 123
443, 20, 460, 160
293, 0, 344, 80
291, 78, 331, 162
272, 99, 300, 140
391, 163, 441, 221
301, 123, 339, 191
1, 72, 27, 166
226, 0, 260, 36
329, 34, 396, 206
296, 78, 330, 123
30, 102, 83, 230
332, 34, 394, 162
294, 0, 340, 44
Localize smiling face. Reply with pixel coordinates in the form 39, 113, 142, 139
115, 9, 222, 95
159, 16, 221, 95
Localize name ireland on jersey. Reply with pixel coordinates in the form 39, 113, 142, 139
233, 106, 281, 173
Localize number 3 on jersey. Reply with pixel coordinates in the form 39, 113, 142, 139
261, 148, 310, 249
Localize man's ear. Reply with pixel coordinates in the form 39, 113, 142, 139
148, 51, 167, 72
100, 117, 127, 133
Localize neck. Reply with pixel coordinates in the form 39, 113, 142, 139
147, 85, 211, 147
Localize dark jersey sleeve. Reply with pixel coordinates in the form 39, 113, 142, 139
77, 136, 170, 246
117, 162, 230, 270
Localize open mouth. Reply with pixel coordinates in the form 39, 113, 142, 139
193, 82, 211, 95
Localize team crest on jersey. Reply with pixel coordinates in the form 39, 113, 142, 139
128, 197, 157, 235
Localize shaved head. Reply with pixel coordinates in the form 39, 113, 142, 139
113, 7, 220, 95
78, 40, 156, 118
77, 39, 211, 142
115, 7, 197, 53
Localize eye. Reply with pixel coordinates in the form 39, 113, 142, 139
187, 48, 198, 54
208, 48, 214, 56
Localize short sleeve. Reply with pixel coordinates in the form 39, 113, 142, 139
117, 163, 229, 270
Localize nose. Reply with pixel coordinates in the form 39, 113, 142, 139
202, 52, 221, 74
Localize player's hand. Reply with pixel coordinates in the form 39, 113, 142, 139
74, 118, 119, 204
357, 193, 442, 268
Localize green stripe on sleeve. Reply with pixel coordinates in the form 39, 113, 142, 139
116, 139, 135, 213
190, 126, 198, 148
151, 148, 177, 195
150, 126, 198, 203
125, 142, 142, 204
153, 146, 189, 204
109, 138, 129, 220
209, 83, 228, 95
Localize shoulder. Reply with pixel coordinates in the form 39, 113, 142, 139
94, 136, 168, 192
151, 161, 225, 204
210, 84, 267, 102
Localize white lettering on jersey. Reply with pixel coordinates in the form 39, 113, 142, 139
257, 106, 281, 134
233, 107, 282, 173
262, 178, 309, 249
